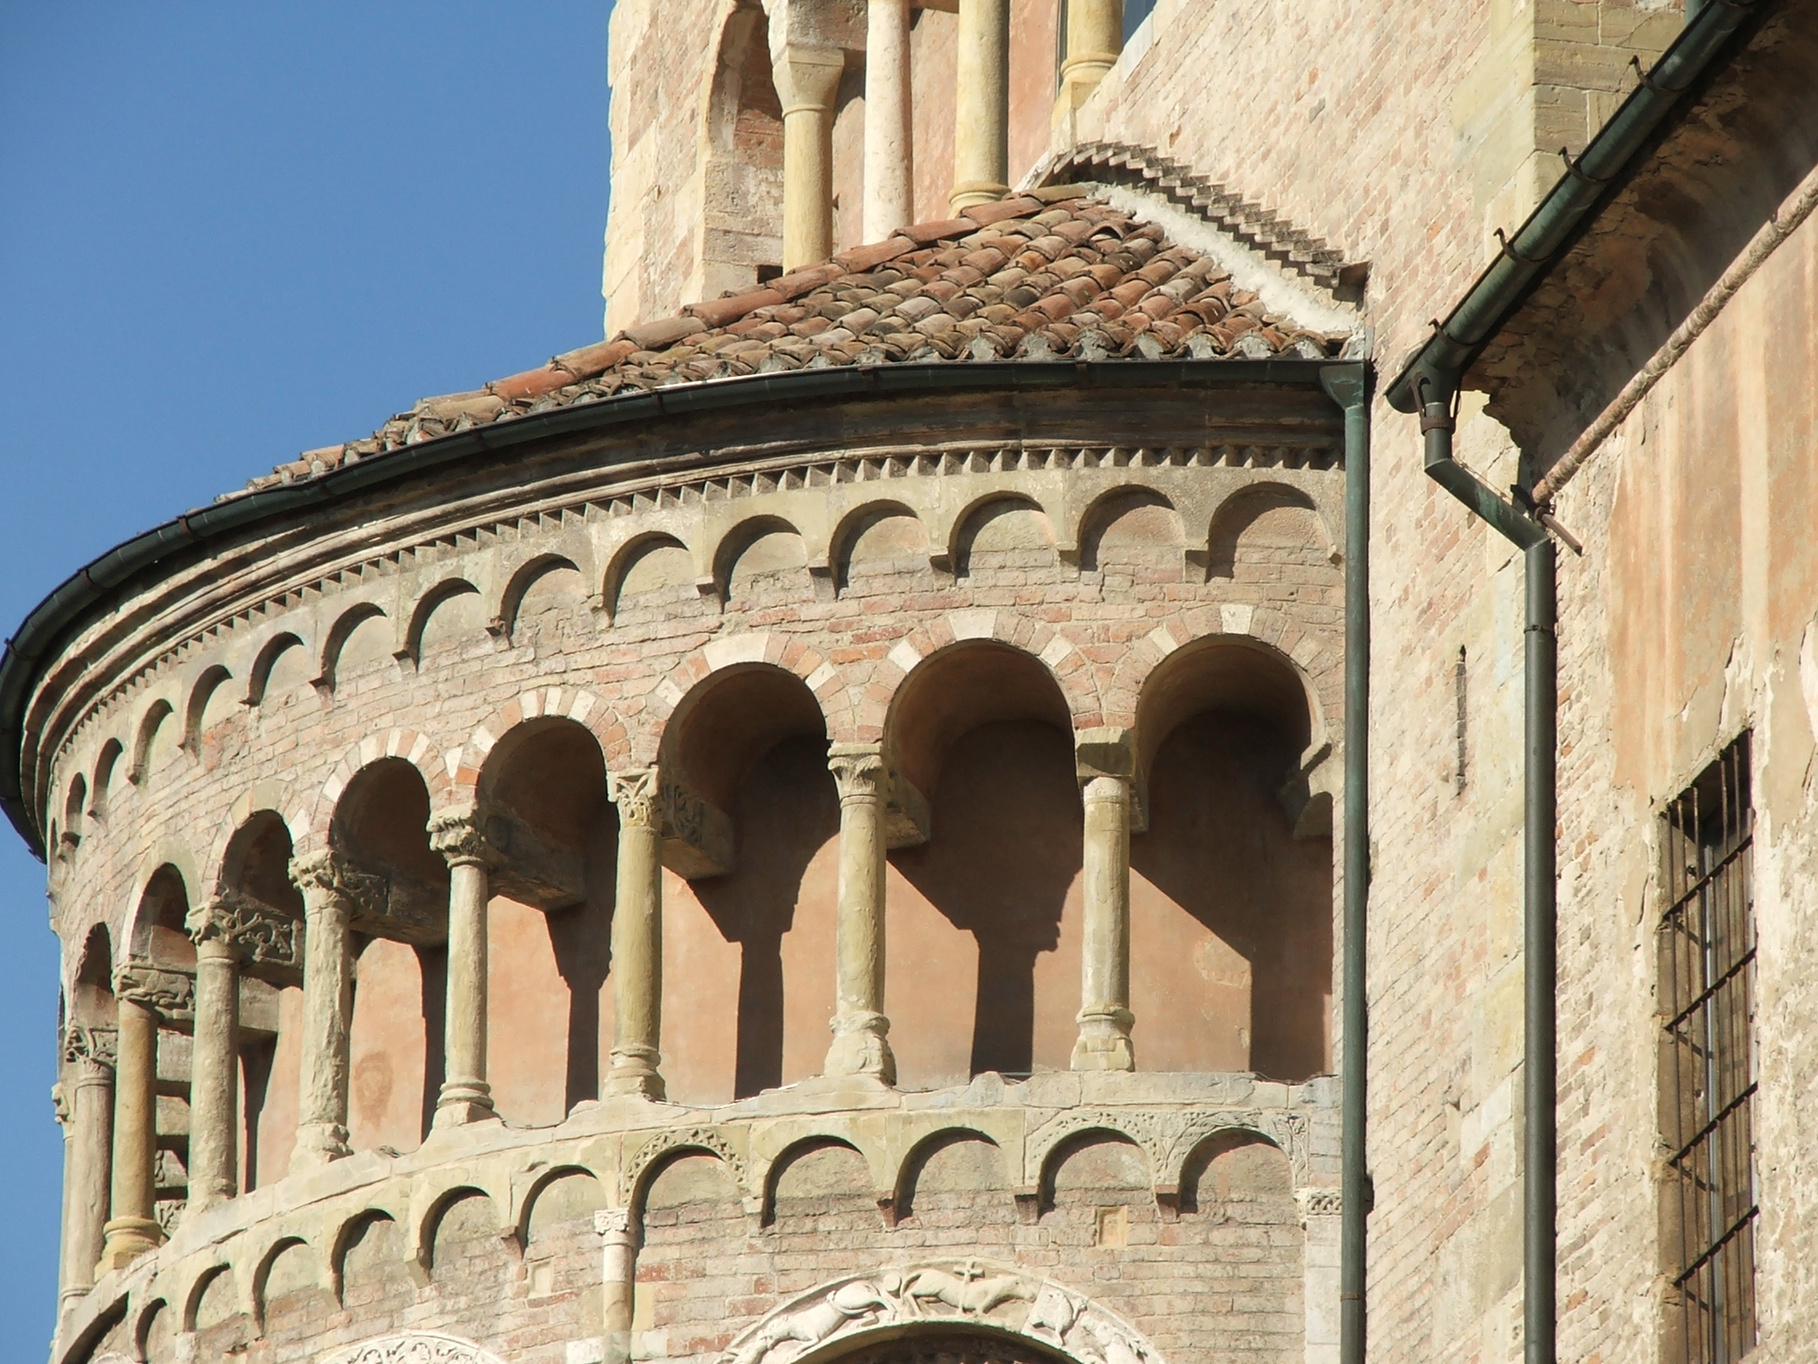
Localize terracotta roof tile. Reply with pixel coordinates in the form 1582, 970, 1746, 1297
247, 191, 1353, 493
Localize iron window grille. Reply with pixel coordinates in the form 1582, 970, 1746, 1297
1660, 733, 1757, 1364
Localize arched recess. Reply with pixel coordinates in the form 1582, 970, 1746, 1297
215, 810, 306, 1189
520, 1167, 607, 1297
715, 515, 814, 611
1206, 482, 1337, 586
254, 1235, 331, 1335
130, 698, 177, 783
700, 0, 785, 297
184, 664, 237, 749
423, 1187, 512, 1285
91, 738, 124, 814
128, 863, 196, 972
124, 863, 195, 1222
61, 773, 86, 851
884, 641, 1083, 1087
831, 501, 934, 596
763, 1136, 875, 1228
331, 758, 451, 1151
952, 495, 1060, 580
246, 632, 310, 707
1130, 637, 1332, 1081
1174, 1130, 1304, 1349
497, 554, 588, 643
332, 1209, 414, 1308
893, 1128, 1008, 1224
319, 603, 393, 692
403, 579, 485, 663
657, 662, 837, 1102
1077, 487, 1186, 581
634, 1149, 746, 1302
475, 716, 616, 1123
606, 532, 706, 623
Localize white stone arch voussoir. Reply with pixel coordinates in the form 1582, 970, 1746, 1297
635, 631, 854, 765
720, 1261, 1167, 1364
448, 684, 626, 804
299, 729, 454, 858
199, 776, 303, 898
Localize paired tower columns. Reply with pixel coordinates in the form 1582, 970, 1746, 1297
775, 0, 1125, 261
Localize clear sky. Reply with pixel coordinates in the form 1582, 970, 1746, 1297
0, 3, 610, 1342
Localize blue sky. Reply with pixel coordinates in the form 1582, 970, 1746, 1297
0, 3, 610, 1341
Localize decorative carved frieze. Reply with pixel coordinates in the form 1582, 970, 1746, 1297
319, 1332, 507, 1364
112, 961, 195, 1020
624, 1125, 747, 1196
186, 892, 303, 983
660, 778, 734, 880
290, 849, 445, 946
722, 1262, 1164, 1364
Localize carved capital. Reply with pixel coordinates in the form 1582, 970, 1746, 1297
428, 809, 496, 868
113, 961, 195, 1017
594, 1207, 634, 1239
187, 893, 302, 978
609, 768, 662, 831
62, 1022, 117, 1068
828, 743, 887, 803
289, 850, 393, 926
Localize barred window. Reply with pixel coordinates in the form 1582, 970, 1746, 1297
1660, 734, 1757, 1364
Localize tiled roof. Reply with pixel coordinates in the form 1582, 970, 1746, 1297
252, 187, 1351, 492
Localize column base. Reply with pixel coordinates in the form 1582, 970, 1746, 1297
433, 1079, 499, 1128
950, 179, 1011, 211
96, 1217, 163, 1275
604, 1045, 666, 1100
290, 1121, 352, 1168
1070, 1008, 1136, 1072
187, 1177, 236, 1215
824, 1011, 896, 1084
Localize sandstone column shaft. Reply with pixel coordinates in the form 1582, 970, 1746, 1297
1073, 773, 1136, 1071
432, 814, 498, 1126
185, 934, 240, 1212
98, 993, 162, 1272
596, 1208, 638, 1364
291, 855, 354, 1166
775, 45, 846, 270
825, 744, 894, 1081
607, 770, 665, 1099
950, 0, 1010, 210
58, 1034, 114, 1303
864, 0, 914, 240
1058, 0, 1124, 111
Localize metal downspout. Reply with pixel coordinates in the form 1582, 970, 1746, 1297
1418, 383, 1558, 1364
1321, 364, 1371, 1364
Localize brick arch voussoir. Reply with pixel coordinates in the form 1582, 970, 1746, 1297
629, 632, 853, 767
301, 729, 453, 857
450, 686, 628, 806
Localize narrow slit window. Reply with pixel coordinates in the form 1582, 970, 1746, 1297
1660, 733, 1757, 1364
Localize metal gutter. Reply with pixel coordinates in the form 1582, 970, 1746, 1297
1384, 0, 1768, 417
0, 356, 1343, 858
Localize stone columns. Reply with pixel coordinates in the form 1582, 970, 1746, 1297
596, 1207, 638, 1364
430, 812, 499, 1127
290, 853, 356, 1166
57, 1027, 114, 1305
1057, 0, 1124, 114
773, 44, 846, 270
98, 978, 164, 1272
184, 904, 242, 1213
1072, 728, 1136, 1071
824, 744, 895, 1082
950, 0, 1010, 210
606, 769, 665, 1099
863, 0, 914, 240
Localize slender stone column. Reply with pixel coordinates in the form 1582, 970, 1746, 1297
53, 1082, 72, 1303
1057, 0, 1124, 114
863, 0, 914, 240
774, 44, 846, 269
58, 1026, 115, 1304
289, 853, 355, 1166
606, 769, 665, 1099
430, 812, 499, 1126
950, 0, 1010, 210
1072, 729, 1136, 1071
824, 744, 895, 1082
183, 906, 242, 1213
98, 982, 163, 1273
596, 1207, 638, 1364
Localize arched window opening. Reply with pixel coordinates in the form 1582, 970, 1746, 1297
217, 811, 306, 1189
1131, 639, 1332, 1081
477, 718, 615, 1122
71, 923, 115, 1035
702, 0, 785, 296
886, 641, 1082, 1087
127, 866, 194, 1224
659, 664, 836, 1103
332, 759, 450, 1151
